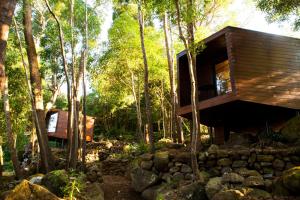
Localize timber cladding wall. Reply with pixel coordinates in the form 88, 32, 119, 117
229, 28, 300, 109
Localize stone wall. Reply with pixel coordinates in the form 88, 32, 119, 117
131, 145, 300, 199
138, 145, 300, 181
198, 145, 300, 179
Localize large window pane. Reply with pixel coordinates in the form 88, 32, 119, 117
215, 60, 232, 95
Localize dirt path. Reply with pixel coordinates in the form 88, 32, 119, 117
101, 175, 143, 200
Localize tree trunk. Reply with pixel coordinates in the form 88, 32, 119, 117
13, 16, 40, 165
0, 0, 16, 91
23, 0, 53, 172
138, 0, 154, 153
175, 0, 202, 182
0, 0, 21, 179
45, 74, 60, 114
82, 0, 88, 168
131, 71, 144, 142
70, 51, 84, 169
44, 0, 72, 169
69, 0, 78, 169
4, 76, 23, 178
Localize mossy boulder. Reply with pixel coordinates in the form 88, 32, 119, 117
212, 189, 244, 200
153, 151, 169, 172
240, 188, 271, 199
41, 170, 69, 197
282, 166, 300, 194
5, 180, 60, 200
130, 167, 159, 192
205, 177, 223, 199
281, 116, 300, 143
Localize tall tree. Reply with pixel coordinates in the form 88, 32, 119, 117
82, 0, 88, 167
138, 0, 155, 152
174, 0, 202, 181
0, 0, 22, 179
162, 11, 184, 143
23, 0, 54, 172
256, 0, 300, 30
44, 0, 73, 169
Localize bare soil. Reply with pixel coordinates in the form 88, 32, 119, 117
101, 175, 143, 200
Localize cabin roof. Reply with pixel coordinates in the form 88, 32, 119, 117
177, 26, 300, 58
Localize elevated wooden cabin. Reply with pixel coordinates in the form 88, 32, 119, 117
46, 109, 95, 144
177, 26, 300, 144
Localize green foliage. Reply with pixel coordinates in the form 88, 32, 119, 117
256, 0, 300, 30
63, 171, 86, 199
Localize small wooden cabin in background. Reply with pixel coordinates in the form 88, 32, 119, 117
177, 26, 300, 144
46, 109, 95, 147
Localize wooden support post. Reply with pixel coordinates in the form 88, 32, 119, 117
214, 126, 225, 145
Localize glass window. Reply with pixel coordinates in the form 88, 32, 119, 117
215, 60, 232, 95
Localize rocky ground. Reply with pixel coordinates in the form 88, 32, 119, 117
102, 175, 142, 200
1, 138, 300, 200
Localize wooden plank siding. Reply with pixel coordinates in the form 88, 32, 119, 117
230, 28, 300, 109
47, 110, 95, 142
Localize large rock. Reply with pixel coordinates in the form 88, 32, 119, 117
153, 151, 169, 172
235, 168, 261, 177
272, 177, 290, 196
232, 160, 247, 168
257, 155, 274, 162
212, 189, 244, 200
41, 170, 69, 197
141, 161, 153, 170
281, 115, 300, 143
5, 180, 61, 200
178, 182, 208, 200
142, 185, 165, 200
241, 188, 271, 199
140, 153, 153, 161
28, 174, 44, 185
217, 158, 232, 167
282, 166, 300, 194
273, 159, 285, 170
222, 172, 244, 184
212, 187, 271, 200
84, 182, 104, 200
205, 177, 223, 199
243, 176, 264, 188
208, 145, 219, 153
173, 152, 190, 164
130, 167, 159, 192
181, 164, 192, 173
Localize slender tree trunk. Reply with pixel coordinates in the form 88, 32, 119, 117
82, 0, 88, 167
160, 81, 166, 138
138, 0, 154, 152
44, 0, 72, 169
163, 13, 175, 139
131, 71, 143, 142
175, 0, 202, 181
45, 74, 60, 114
163, 12, 183, 143
0, 0, 21, 178
69, 0, 78, 169
23, 0, 54, 172
70, 52, 84, 168
3, 80, 22, 178
14, 17, 40, 166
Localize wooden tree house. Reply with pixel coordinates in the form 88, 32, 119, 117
177, 27, 300, 144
